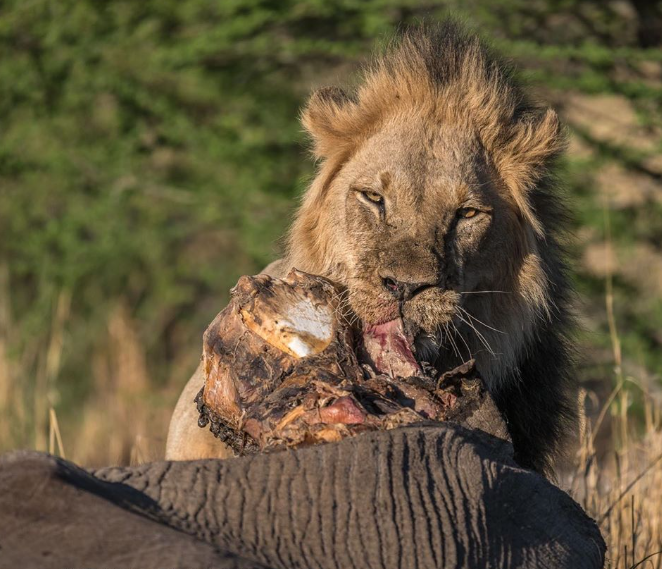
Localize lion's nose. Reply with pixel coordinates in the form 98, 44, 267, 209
381, 276, 436, 301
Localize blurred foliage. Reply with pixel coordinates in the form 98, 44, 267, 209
1, 0, 661, 458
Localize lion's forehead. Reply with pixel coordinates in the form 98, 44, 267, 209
345, 123, 491, 202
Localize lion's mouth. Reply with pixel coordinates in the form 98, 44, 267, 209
361, 318, 422, 377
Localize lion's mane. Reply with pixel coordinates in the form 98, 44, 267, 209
283, 21, 576, 474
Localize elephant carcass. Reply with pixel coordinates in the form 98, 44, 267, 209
196, 270, 508, 454
0, 425, 606, 569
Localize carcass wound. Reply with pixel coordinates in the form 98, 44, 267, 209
197, 270, 506, 455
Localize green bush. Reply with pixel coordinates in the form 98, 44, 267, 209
1, 0, 661, 452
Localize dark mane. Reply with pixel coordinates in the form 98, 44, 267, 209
293, 20, 577, 474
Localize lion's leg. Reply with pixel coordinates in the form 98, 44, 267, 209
165, 362, 233, 460
165, 259, 290, 461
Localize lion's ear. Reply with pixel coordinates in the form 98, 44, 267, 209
301, 87, 357, 159
495, 108, 567, 236
505, 108, 565, 178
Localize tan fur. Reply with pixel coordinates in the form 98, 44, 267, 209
167, 23, 574, 471
165, 362, 233, 460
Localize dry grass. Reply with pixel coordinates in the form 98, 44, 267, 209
562, 208, 662, 568
0, 263, 178, 466
568, 385, 662, 568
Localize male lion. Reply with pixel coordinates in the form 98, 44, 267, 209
167, 21, 576, 474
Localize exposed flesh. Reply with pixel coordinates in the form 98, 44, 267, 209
197, 269, 504, 455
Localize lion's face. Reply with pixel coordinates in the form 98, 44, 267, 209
288, 32, 565, 380
332, 118, 521, 343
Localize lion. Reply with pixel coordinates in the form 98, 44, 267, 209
166, 21, 576, 474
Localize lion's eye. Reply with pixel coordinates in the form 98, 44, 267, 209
458, 207, 478, 219
361, 191, 384, 205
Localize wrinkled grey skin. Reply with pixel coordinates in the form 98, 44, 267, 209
0, 425, 605, 569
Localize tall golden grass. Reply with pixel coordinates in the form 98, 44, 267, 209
0, 262, 177, 466
562, 210, 662, 568
0, 257, 661, 567
571, 384, 662, 569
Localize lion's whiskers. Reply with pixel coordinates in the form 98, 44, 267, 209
442, 322, 462, 361
332, 279, 502, 362
455, 313, 496, 357
450, 320, 473, 360
459, 290, 510, 295
458, 306, 505, 335
331, 289, 356, 328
